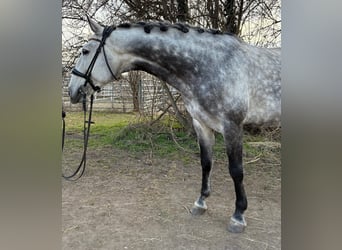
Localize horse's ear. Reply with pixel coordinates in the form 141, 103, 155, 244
86, 15, 103, 35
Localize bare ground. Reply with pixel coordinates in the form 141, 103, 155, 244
62, 145, 280, 250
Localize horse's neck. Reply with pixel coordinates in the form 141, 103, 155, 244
108, 27, 239, 94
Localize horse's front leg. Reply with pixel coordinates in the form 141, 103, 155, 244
191, 119, 215, 215
224, 122, 248, 233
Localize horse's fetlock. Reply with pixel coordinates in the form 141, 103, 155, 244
201, 189, 211, 198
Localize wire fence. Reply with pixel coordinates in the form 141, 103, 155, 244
62, 72, 185, 116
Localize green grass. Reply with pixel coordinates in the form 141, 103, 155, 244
113, 122, 199, 157
63, 111, 280, 161
63, 111, 136, 148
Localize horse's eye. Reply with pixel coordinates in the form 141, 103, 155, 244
82, 49, 89, 55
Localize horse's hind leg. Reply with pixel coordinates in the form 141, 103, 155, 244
191, 119, 215, 215
224, 121, 248, 233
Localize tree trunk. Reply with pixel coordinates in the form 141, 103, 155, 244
128, 71, 140, 112
224, 0, 239, 34
177, 0, 188, 22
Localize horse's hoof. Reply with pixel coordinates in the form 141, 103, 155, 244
191, 206, 207, 215
227, 216, 246, 233
190, 200, 207, 216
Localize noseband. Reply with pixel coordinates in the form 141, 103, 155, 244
71, 25, 118, 93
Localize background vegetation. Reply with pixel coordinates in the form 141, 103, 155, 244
63, 112, 280, 164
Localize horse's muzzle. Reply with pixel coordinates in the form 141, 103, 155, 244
69, 87, 83, 104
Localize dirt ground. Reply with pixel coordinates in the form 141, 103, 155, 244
62, 145, 280, 250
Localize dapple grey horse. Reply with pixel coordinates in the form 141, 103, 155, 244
68, 17, 281, 233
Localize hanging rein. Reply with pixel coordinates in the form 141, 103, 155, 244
62, 25, 117, 181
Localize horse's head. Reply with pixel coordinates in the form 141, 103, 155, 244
68, 17, 119, 103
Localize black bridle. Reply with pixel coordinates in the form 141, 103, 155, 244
62, 25, 117, 181
71, 25, 118, 93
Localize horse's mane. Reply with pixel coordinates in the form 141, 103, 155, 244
115, 21, 240, 40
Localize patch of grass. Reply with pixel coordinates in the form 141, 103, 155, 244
63, 111, 136, 149
63, 111, 280, 163
113, 122, 199, 158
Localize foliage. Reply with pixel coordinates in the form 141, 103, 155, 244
63, 111, 280, 163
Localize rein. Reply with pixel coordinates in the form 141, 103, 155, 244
62, 25, 117, 181
62, 94, 95, 181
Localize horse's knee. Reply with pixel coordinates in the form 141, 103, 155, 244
229, 166, 244, 182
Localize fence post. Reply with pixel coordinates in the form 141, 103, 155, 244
138, 79, 143, 114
